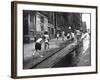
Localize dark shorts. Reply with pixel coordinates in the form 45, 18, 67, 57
35, 43, 41, 51
71, 38, 74, 41
67, 36, 70, 39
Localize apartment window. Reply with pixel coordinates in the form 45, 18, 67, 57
40, 16, 44, 23
41, 25, 44, 31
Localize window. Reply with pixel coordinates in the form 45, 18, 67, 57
41, 25, 44, 31
40, 16, 44, 23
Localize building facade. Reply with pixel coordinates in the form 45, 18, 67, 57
23, 10, 82, 43
81, 21, 87, 33
23, 11, 56, 43
55, 12, 82, 35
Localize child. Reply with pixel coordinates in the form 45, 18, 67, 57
67, 33, 71, 40
43, 31, 50, 50
56, 33, 60, 40
62, 31, 65, 41
70, 32, 75, 41
44, 34, 49, 49
33, 37, 43, 57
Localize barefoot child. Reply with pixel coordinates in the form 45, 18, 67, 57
33, 37, 43, 57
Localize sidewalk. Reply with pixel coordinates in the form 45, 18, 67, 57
23, 37, 91, 69
24, 37, 64, 59
23, 37, 69, 69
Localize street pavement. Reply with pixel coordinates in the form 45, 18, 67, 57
34, 36, 91, 68
34, 41, 77, 68
24, 37, 64, 58
23, 36, 91, 69
23, 37, 69, 69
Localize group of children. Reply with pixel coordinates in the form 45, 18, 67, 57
33, 30, 90, 58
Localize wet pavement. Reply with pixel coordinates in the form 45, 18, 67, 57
53, 46, 90, 67
23, 37, 70, 69
34, 42, 77, 68
53, 38, 91, 67
24, 37, 64, 59
53, 38, 90, 67
23, 37, 91, 69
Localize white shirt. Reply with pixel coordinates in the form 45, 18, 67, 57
44, 35, 49, 43
71, 32, 74, 38
36, 38, 42, 43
